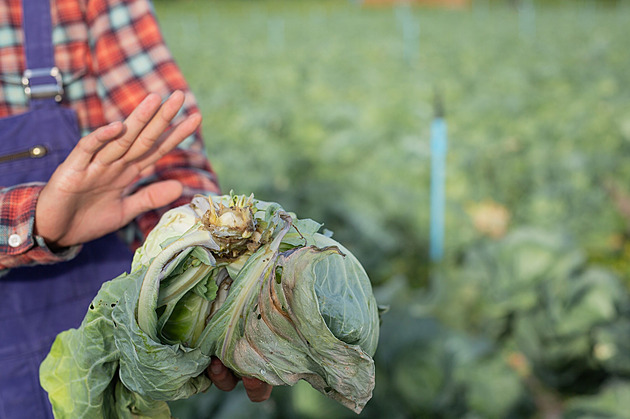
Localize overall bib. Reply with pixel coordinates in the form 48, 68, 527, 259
0, 1, 132, 417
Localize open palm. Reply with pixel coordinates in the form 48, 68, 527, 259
35, 91, 201, 249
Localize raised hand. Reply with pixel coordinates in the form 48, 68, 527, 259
35, 90, 201, 249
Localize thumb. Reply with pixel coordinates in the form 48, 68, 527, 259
121, 180, 183, 223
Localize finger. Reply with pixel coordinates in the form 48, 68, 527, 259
121, 90, 186, 163
70, 121, 125, 170
95, 93, 162, 164
137, 162, 156, 179
208, 357, 238, 392
242, 376, 273, 402
134, 112, 202, 169
119, 180, 183, 226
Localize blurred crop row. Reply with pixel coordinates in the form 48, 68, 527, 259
155, 0, 630, 417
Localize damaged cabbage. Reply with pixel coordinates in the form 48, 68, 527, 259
40, 194, 380, 418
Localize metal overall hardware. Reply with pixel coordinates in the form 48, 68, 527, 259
21, 66, 64, 102
0, 145, 48, 164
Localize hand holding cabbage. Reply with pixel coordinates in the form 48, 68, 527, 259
40, 194, 380, 418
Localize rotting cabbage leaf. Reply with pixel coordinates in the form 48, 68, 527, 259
40, 194, 379, 418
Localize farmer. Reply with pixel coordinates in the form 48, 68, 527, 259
0, 0, 271, 417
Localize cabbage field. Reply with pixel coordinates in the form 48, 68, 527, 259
154, 0, 630, 417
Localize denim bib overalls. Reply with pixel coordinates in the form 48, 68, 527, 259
0, 1, 132, 417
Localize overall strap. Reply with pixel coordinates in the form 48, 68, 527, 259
21, 0, 63, 108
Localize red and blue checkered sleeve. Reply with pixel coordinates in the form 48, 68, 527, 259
0, 184, 81, 273
86, 0, 221, 250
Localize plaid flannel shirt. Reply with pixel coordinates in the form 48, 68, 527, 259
0, 0, 220, 271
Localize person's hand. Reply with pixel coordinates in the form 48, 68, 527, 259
207, 357, 273, 402
35, 91, 200, 249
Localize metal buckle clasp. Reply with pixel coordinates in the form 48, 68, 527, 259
21, 66, 64, 102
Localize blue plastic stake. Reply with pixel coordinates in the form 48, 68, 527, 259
268, 17, 285, 52
395, 3, 419, 65
430, 92, 447, 262
518, 0, 536, 41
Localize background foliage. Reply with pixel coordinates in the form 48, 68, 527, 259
153, 0, 630, 417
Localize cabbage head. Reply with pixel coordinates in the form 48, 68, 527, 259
40, 194, 380, 418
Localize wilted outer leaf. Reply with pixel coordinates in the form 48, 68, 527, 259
40, 270, 207, 419
198, 228, 378, 413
